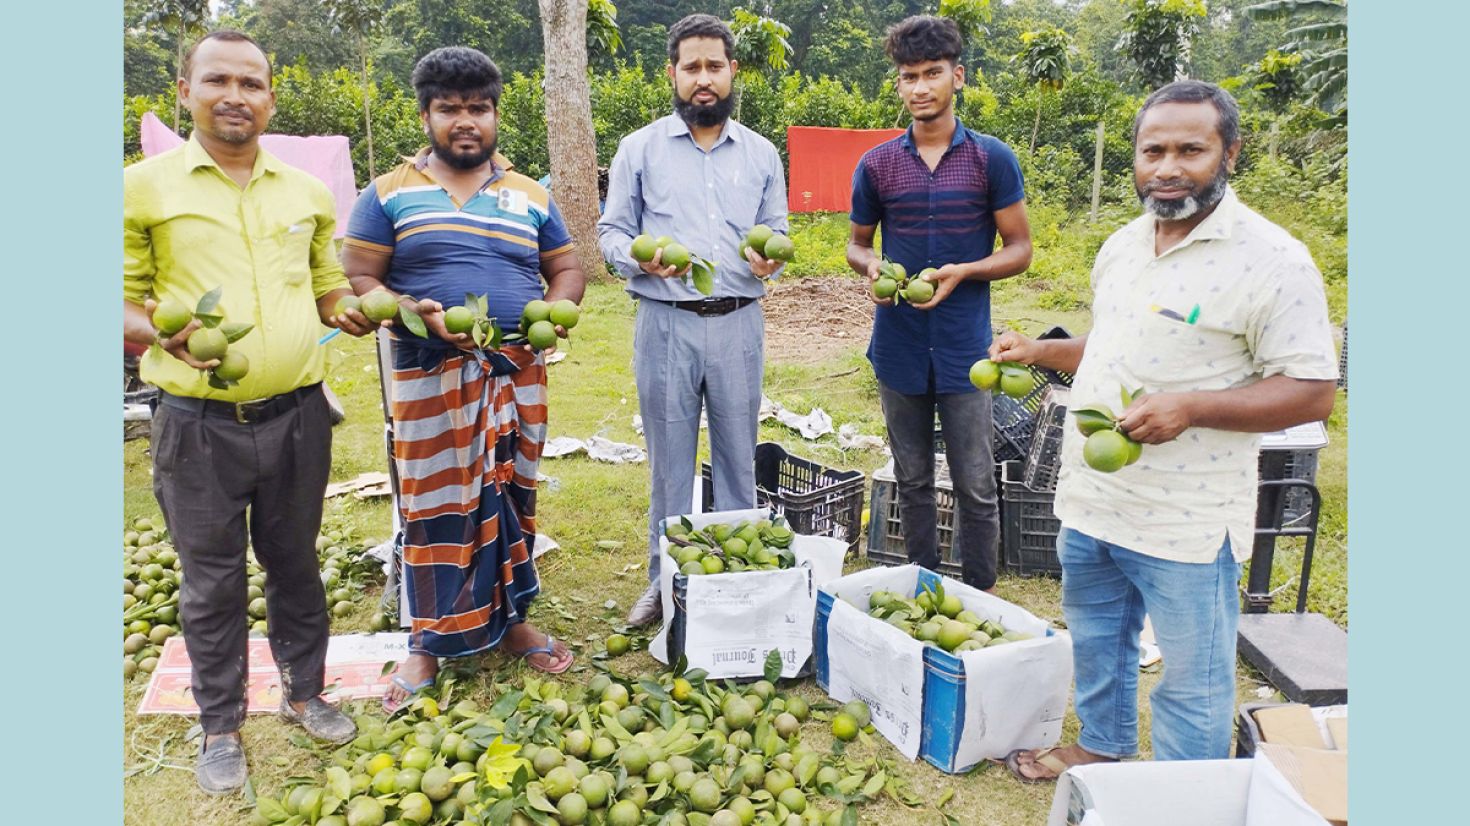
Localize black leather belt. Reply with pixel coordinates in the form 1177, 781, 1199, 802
650, 296, 758, 317
159, 383, 321, 425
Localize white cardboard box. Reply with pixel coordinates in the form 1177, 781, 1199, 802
1047, 756, 1331, 826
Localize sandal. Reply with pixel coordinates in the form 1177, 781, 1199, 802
510, 635, 574, 674
1004, 746, 1114, 784
381, 673, 435, 714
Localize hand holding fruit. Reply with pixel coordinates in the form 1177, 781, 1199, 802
1075, 389, 1148, 472
968, 358, 1036, 398
148, 298, 215, 370
740, 224, 792, 280
327, 293, 381, 337
631, 234, 689, 278
987, 330, 1042, 365
908, 263, 966, 310
1117, 392, 1192, 445
867, 259, 897, 307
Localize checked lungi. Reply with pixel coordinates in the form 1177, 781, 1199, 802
389, 340, 547, 658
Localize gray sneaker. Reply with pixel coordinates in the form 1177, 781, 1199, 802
279, 697, 357, 745
195, 734, 247, 795
626, 581, 662, 627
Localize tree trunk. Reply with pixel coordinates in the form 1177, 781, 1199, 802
361, 42, 376, 179
1030, 96, 1042, 154
174, 26, 185, 134
538, 0, 608, 284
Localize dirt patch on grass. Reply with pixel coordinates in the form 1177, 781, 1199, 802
761, 276, 873, 364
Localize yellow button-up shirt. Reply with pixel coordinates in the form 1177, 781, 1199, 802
124, 135, 348, 401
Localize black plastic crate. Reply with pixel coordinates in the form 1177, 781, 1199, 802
1022, 386, 1070, 492
1000, 460, 1063, 577
700, 442, 866, 555
1258, 448, 1321, 525
863, 462, 964, 580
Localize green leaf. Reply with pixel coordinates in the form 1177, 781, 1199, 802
684, 668, 708, 685
196, 286, 223, 315
600, 713, 635, 743
487, 799, 514, 825
524, 783, 561, 815
206, 372, 231, 390
673, 654, 688, 678
1120, 386, 1133, 410
477, 293, 490, 317
465, 292, 479, 312
763, 649, 783, 682
936, 788, 954, 809
659, 701, 677, 732
862, 771, 886, 797
325, 766, 351, 801
400, 305, 429, 339
640, 679, 670, 702
256, 797, 290, 823
691, 259, 715, 296
194, 312, 224, 329
648, 779, 671, 803
220, 321, 254, 343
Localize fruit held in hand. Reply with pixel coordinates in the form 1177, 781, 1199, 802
213, 350, 250, 382
902, 278, 935, 304
872, 277, 898, 299
661, 243, 691, 271
187, 327, 228, 361
361, 290, 399, 323
745, 224, 774, 253
526, 320, 558, 351
334, 295, 362, 317
443, 306, 475, 335
153, 298, 193, 336
998, 367, 1034, 399
1083, 429, 1133, 473
630, 234, 657, 262
549, 299, 580, 330
761, 234, 794, 262
969, 359, 1000, 390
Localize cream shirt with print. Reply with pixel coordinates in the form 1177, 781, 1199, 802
1054, 187, 1339, 563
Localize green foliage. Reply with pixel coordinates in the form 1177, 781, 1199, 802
497, 71, 550, 179
1245, 0, 1347, 116
588, 0, 625, 59
784, 212, 857, 279
1015, 28, 1073, 90
938, 0, 995, 46
729, 6, 794, 74
1115, 0, 1207, 90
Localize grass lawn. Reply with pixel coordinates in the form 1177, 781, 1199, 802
122, 274, 1347, 826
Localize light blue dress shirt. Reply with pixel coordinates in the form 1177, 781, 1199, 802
597, 114, 789, 301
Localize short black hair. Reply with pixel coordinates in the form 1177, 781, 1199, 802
667, 14, 735, 65
1134, 80, 1241, 150
884, 15, 964, 67
411, 46, 503, 112
182, 30, 272, 83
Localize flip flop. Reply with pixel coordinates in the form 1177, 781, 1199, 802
512, 635, 574, 674
382, 673, 435, 714
1003, 747, 1076, 784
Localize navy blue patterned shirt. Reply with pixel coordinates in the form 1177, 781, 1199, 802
851, 119, 1025, 395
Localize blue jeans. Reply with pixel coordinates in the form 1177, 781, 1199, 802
1058, 526, 1242, 761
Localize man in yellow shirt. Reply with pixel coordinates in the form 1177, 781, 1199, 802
122, 31, 377, 794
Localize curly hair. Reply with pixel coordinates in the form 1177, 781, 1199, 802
667, 13, 735, 65
411, 47, 503, 112
884, 15, 964, 67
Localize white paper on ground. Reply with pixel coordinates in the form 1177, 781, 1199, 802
825, 596, 926, 760
790, 533, 848, 589
679, 567, 816, 679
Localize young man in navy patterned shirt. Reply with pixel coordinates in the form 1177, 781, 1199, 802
846, 15, 1032, 591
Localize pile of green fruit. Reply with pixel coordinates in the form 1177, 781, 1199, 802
739, 224, 795, 264
122, 517, 180, 681
152, 285, 256, 387
863, 583, 1032, 653
251, 667, 913, 826
869, 261, 937, 306
967, 359, 1037, 400
1074, 387, 1146, 473
663, 518, 797, 576
124, 521, 384, 681
630, 234, 717, 296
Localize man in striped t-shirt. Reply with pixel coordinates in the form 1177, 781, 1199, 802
342, 47, 586, 712
847, 15, 1033, 591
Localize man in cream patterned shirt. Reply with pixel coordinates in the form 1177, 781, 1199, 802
993, 80, 1338, 780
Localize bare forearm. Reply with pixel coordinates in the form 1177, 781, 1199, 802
1181, 375, 1335, 433
123, 300, 157, 347
542, 255, 588, 304
964, 240, 1032, 282
847, 241, 879, 276
1035, 335, 1087, 373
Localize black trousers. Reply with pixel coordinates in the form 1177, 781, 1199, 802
150, 385, 332, 734
877, 381, 1000, 590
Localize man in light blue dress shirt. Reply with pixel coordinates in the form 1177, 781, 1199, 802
597, 13, 789, 627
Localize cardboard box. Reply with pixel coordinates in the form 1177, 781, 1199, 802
1257, 744, 1348, 826
1254, 704, 1330, 749
1047, 757, 1331, 826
